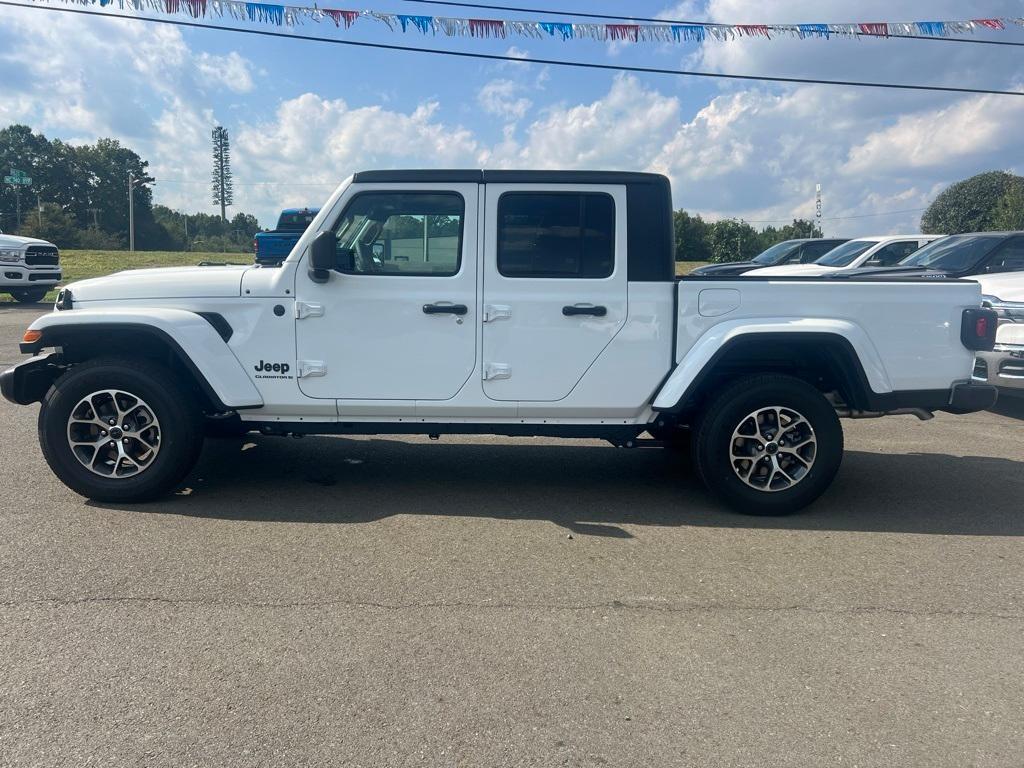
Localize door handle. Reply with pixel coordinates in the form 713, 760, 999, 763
562, 305, 607, 317
423, 303, 468, 316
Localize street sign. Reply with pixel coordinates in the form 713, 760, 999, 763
4, 169, 31, 186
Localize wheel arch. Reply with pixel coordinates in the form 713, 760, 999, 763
20, 311, 263, 411
653, 329, 886, 416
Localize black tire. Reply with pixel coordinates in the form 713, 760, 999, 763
10, 288, 48, 304
38, 358, 204, 502
693, 374, 843, 516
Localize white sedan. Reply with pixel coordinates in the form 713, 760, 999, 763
744, 235, 943, 277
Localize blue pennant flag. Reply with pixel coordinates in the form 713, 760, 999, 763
915, 21, 947, 36
398, 15, 434, 34
670, 24, 705, 42
797, 23, 830, 38
540, 22, 574, 40
245, 2, 283, 25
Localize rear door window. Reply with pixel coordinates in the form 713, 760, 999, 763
497, 193, 615, 278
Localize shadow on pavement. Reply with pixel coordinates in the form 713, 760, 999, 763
89, 434, 1024, 538
990, 395, 1024, 421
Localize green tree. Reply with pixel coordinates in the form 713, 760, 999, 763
921, 171, 1024, 234
673, 210, 711, 262
16, 203, 81, 248
992, 184, 1024, 231
707, 218, 761, 263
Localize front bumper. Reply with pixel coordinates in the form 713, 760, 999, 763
0, 353, 63, 405
974, 346, 1024, 395
0, 267, 62, 286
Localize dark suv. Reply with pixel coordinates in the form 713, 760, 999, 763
898, 232, 1024, 277
690, 238, 848, 277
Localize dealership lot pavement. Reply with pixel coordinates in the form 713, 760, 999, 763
1, 304, 1023, 767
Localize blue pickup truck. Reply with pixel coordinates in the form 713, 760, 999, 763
253, 207, 320, 265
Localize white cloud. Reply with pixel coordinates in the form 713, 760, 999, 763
195, 52, 256, 94
477, 79, 532, 121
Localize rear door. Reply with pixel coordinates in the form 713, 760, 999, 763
480, 184, 627, 402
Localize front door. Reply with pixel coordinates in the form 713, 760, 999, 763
481, 184, 628, 402
295, 184, 478, 400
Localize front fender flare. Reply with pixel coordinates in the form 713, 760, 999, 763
23, 308, 263, 410
652, 318, 893, 411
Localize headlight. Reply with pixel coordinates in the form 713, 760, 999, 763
0, 248, 22, 262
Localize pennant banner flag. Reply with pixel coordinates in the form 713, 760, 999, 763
22, 0, 1024, 45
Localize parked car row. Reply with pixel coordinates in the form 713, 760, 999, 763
694, 231, 1024, 280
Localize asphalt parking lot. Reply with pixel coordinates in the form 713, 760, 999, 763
1, 304, 1022, 767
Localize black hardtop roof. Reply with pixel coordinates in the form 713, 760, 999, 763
352, 169, 670, 186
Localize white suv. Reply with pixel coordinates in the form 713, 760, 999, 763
0, 229, 62, 303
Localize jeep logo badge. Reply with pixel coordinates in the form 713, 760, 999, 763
254, 360, 291, 379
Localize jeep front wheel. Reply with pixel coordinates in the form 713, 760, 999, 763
38, 358, 204, 502
693, 374, 843, 515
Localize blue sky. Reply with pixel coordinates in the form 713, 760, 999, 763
1, 0, 1023, 235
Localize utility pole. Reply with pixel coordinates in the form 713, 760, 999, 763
88, 208, 99, 229
184, 216, 189, 251
36, 194, 42, 228
127, 171, 149, 252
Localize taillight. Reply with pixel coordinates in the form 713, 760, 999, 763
961, 308, 998, 351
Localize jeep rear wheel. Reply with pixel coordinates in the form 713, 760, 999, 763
693, 374, 843, 515
38, 358, 204, 502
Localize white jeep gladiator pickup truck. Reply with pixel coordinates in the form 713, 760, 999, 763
0, 171, 999, 514
0, 229, 62, 303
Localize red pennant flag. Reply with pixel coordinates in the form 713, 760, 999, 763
972, 18, 1005, 30
183, 0, 206, 18
737, 24, 771, 38
164, 0, 179, 12
468, 19, 506, 38
607, 24, 640, 42
323, 9, 359, 28
858, 22, 889, 36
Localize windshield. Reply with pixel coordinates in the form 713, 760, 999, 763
815, 240, 874, 267
752, 241, 801, 265
900, 234, 1002, 271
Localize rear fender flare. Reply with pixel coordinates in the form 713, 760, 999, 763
652, 319, 892, 411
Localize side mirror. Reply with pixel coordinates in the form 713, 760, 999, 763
308, 231, 337, 283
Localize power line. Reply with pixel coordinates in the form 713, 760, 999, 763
3, 2, 1023, 97
399, 0, 1024, 47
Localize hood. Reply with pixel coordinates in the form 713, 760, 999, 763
691, 261, 757, 275
972, 272, 1024, 303
0, 233, 54, 250
744, 264, 837, 277
68, 265, 252, 303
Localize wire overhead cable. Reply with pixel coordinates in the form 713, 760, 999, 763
2, 2, 1022, 97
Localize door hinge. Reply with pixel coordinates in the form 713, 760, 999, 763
482, 304, 511, 323
483, 363, 511, 381
295, 301, 324, 320
297, 360, 327, 378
